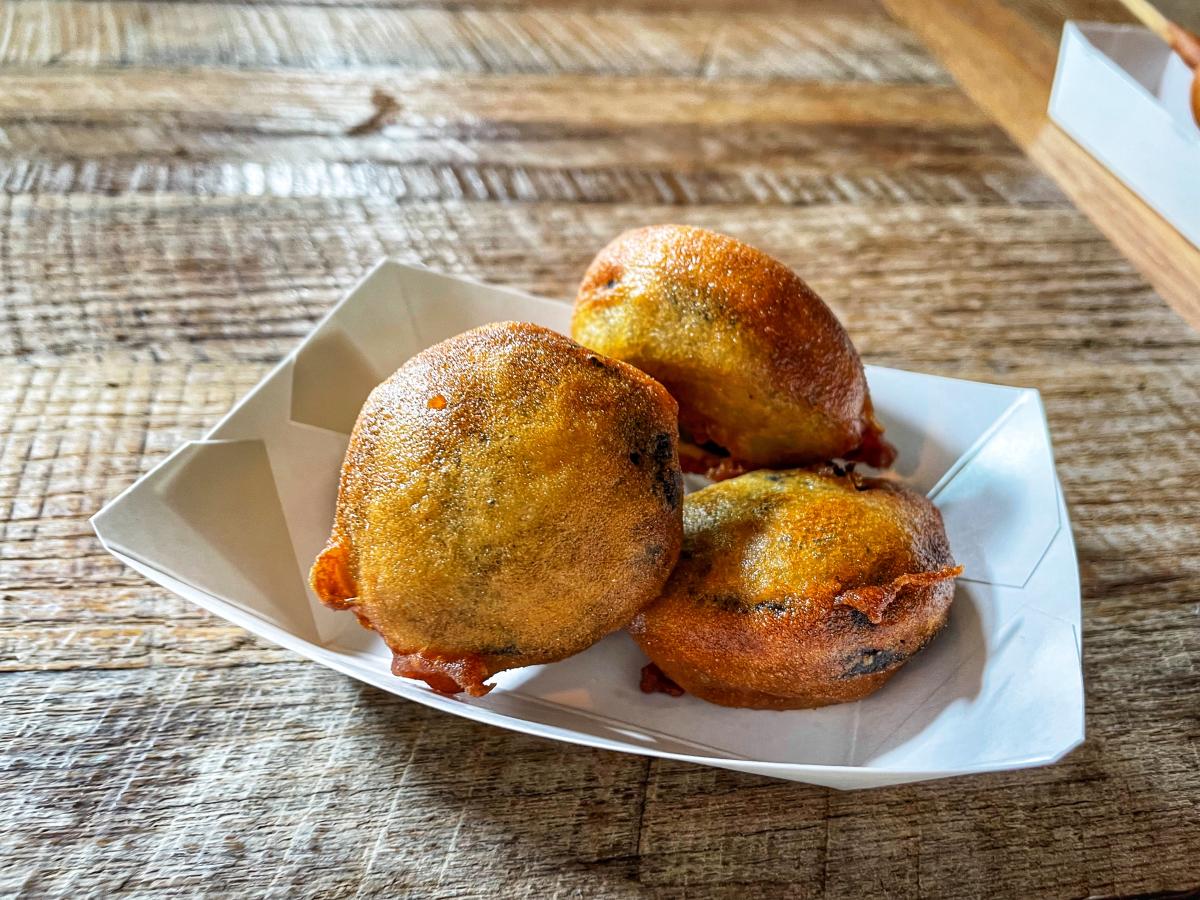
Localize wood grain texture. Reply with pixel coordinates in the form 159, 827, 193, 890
0, 0, 947, 81
1, 0, 1198, 896
0, 69, 1031, 208
23, 199, 1188, 361
0, 70, 984, 131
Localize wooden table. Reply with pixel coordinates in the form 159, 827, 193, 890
2, 1, 1198, 896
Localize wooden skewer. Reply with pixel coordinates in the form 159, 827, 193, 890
1116, 0, 1172, 43
1115, 0, 1200, 125
1115, 0, 1200, 68
1174, 27, 1200, 70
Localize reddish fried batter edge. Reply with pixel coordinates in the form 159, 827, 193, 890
835, 563, 964, 625
392, 652, 496, 698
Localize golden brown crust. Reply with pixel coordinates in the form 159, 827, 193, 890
571, 225, 895, 474
630, 468, 960, 709
311, 321, 685, 696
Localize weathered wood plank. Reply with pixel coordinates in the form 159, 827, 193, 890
0, 70, 984, 133
0, 117, 1035, 172
0, 154, 1052, 207
2, 198, 1192, 366
13, 0, 858, 10
0, 1, 947, 82
0, 664, 652, 897
0, 67, 1035, 207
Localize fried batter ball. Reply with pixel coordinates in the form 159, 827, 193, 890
630, 468, 961, 709
572, 225, 895, 478
311, 321, 684, 697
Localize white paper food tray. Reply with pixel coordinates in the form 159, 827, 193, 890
92, 261, 1084, 789
1050, 21, 1200, 249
